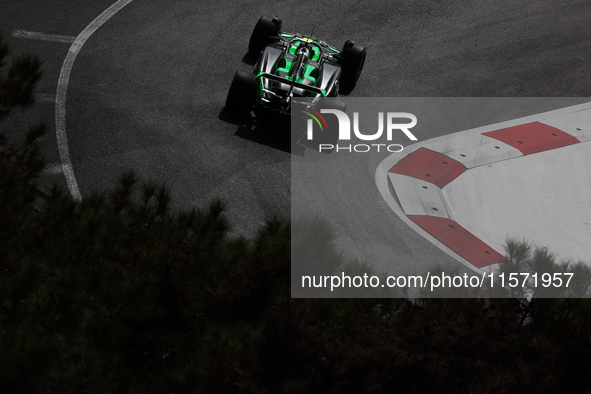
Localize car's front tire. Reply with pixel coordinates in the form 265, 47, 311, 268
248, 16, 282, 54
225, 70, 257, 117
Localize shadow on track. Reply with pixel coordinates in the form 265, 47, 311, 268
218, 106, 309, 155
218, 105, 342, 156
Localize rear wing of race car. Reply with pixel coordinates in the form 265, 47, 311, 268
255, 72, 327, 97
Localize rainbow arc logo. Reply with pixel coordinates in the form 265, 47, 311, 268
302, 109, 329, 140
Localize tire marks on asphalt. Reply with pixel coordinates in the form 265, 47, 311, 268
11, 30, 76, 43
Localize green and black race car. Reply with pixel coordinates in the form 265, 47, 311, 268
225, 16, 366, 117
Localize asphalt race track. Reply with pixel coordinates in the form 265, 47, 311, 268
2, 0, 590, 277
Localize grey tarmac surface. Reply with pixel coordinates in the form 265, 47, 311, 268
1, 0, 590, 278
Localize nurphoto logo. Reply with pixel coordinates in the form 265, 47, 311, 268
304, 107, 418, 152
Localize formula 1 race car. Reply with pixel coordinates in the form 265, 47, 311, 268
225, 16, 366, 118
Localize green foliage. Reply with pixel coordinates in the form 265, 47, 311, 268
5, 130, 591, 392
495, 238, 591, 298
0, 32, 42, 118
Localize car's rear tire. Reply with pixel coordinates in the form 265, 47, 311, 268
248, 16, 282, 54
339, 41, 366, 90
225, 70, 257, 116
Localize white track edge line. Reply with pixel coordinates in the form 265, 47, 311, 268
55, 0, 134, 201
